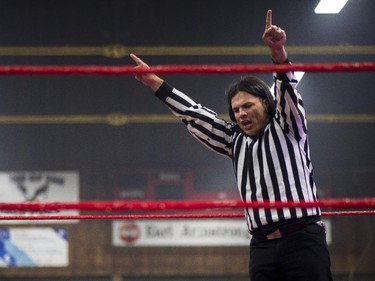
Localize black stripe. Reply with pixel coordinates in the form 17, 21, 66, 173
232, 134, 254, 229
185, 120, 231, 149
239, 137, 248, 202
247, 139, 262, 227
174, 105, 233, 136
256, 135, 273, 224
279, 83, 290, 134
270, 122, 296, 218
264, 129, 285, 221
284, 135, 308, 217
192, 133, 231, 157
169, 90, 195, 108
185, 109, 233, 135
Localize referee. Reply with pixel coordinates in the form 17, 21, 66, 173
131, 9, 333, 281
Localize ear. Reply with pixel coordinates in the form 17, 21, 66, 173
262, 98, 269, 109
262, 98, 272, 116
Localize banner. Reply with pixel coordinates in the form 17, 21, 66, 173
112, 219, 251, 247
0, 227, 68, 267
112, 219, 331, 247
0, 171, 79, 224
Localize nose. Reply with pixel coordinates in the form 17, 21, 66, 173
239, 108, 247, 117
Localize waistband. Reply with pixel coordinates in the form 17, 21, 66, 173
251, 216, 322, 240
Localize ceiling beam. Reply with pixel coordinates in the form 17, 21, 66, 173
0, 45, 374, 58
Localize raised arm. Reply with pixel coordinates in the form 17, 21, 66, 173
262, 10, 288, 64
262, 11, 307, 140
129, 53, 234, 158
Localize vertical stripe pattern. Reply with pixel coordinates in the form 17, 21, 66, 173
154, 71, 320, 232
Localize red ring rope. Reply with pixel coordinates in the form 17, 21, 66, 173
0, 198, 374, 212
0, 62, 373, 75
0, 211, 374, 221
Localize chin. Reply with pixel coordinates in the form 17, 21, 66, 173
244, 131, 255, 137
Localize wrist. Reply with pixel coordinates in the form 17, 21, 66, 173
272, 58, 290, 65
270, 47, 288, 64
150, 77, 164, 92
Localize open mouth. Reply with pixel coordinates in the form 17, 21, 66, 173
241, 120, 253, 130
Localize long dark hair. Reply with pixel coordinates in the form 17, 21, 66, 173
226, 76, 276, 122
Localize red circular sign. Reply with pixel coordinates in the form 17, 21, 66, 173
119, 223, 141, 244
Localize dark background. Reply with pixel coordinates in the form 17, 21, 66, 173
0, 0, 374, 279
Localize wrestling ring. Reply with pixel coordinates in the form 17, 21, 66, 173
0, 61, 373, 221
0, 61, 374, 281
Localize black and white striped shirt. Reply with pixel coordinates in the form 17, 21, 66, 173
154, 71, 320, 232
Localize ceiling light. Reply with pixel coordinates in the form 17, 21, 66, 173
314, 0, 349, 14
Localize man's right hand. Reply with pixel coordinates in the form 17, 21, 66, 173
262, 10, 288, 64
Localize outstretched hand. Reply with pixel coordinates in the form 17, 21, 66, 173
130, 53, 164, 92
262, 10, 288, 63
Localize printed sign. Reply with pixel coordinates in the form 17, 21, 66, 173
0, 171, 79, 224
112, 218, 332, 247
112, 219, 251, 247
0, 227, 68, 267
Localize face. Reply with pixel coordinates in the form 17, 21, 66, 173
231, 91, 270, 137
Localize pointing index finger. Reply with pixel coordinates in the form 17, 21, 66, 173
130, 53, 143, 66
265, 9, 272, 28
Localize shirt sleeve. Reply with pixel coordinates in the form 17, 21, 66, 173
154, 81, 235, 158
273, 71, 307, 142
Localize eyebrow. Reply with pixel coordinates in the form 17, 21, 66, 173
232, 101, 254, 109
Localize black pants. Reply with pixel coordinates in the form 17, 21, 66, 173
249, 224, 333, 281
